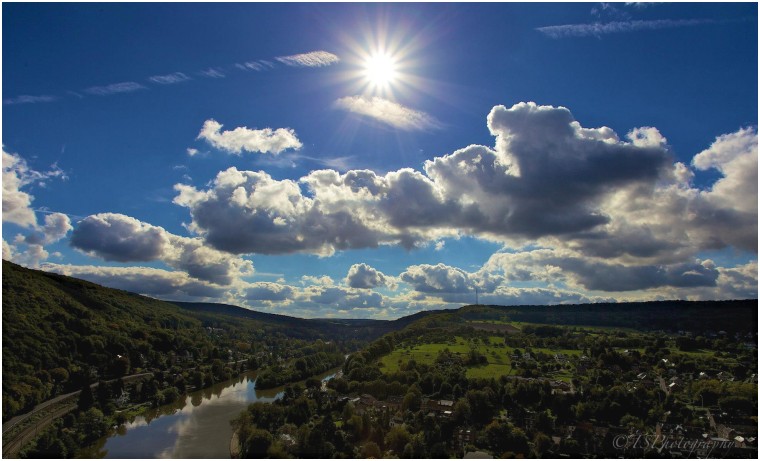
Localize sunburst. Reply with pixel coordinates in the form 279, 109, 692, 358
363, 52, 398, 88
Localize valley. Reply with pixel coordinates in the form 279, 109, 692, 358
2, 261, 757, 458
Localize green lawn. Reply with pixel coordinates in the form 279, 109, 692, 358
378, 336, 510, 372
510, 321, 638, 333
377, 336, 581, 380
466, 363, 512, 379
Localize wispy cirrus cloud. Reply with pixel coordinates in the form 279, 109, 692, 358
148, 72, 191, 85
3, 94, 57, 105
235, 60, 275, 72
335, 96, 442, 131
6, 50, 338, 104
275, 50, 340, 67
537, 18, 715, 39
198, 67, 226, 78
84, 81, 146, 96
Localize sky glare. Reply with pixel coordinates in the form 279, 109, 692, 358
3, 2, 757, 319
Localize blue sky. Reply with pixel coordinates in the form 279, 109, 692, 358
3, 2, 757, 318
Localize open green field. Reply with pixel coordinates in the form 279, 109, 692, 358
377, 336, 581, 379
507, 321, 640, 334
671, 349, 716, 358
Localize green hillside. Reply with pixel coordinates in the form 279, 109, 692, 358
4, 258, 755, 425
1, 260, 220, 420
400, 301, 758, 334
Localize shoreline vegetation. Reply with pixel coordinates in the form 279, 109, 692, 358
23, 364, 335, 458
3, 261, 756, 458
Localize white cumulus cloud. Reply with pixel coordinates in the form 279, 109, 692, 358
345, 263, 391, 289
197, 119, 302, 155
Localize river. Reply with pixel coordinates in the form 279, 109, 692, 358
78, 368, 340, 458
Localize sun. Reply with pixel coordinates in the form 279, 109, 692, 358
363, 52, 398, 87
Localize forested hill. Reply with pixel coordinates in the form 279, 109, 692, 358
402, 300, 759, 334
170, 301, 447, 339
0, 261, 433, 422
2, 260, 215, 421
171, 301, 395, 340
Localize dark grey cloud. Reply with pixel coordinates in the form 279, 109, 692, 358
245, 282, 294, 301
439, 286, 603, 306
570, 260, 719, 292
174, 169, 390, 255
24, 213, 72, 246
485, 249, 719, 293
71, 213, 168, 262
303, 285, 385, 310
43, 263, 226, 300
70, 213, 253, 285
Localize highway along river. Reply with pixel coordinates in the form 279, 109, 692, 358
79, 368, 340, 458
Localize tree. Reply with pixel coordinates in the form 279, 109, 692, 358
96, 380, 111, 406
49, 367, 70, 386
244, 428, 273, 457
113, 355, 130, 376
76, 408, 108, 444
402, 391, 421, 412
385, 426, 412, 455
402, 434, 427, 459
533, 433, 553, 457
535, 409, 556, 434
466, 389, 495, 424
360, 441, 381, 458
77, 383, 94, 411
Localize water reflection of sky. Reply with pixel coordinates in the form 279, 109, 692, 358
90, 370, 334, 458
96, 374, 281, 458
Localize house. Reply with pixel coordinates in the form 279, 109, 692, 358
456, 427, 477, 448
390, 415, 404, 427
385, 395, 403, 412
550, 381, 572, 395
352, 394, 377, 414
423, 398, 455, 414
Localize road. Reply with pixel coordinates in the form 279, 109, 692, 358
3, 372, 152, 435
2, 372, 152, 457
